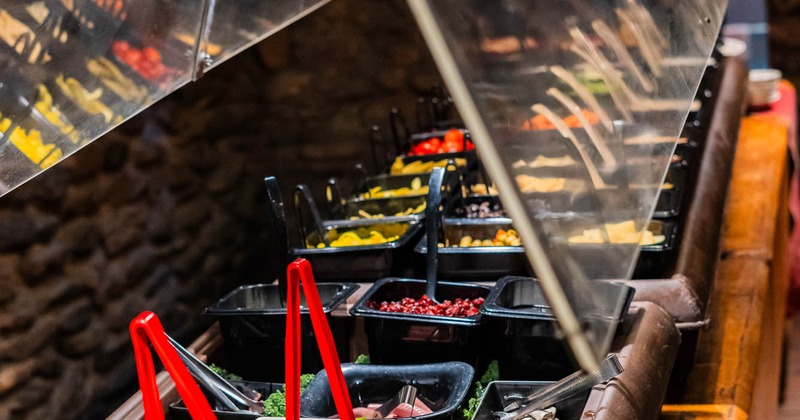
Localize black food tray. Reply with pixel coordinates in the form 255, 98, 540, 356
349, 278, 492, 367
291, 219, 424, 282
203, 282, 358, 382
169, 380, 280, 420
480, 276, 634, 380
301, 362, 474, 420
473, 381, 590, 420
414, 218, 529, 282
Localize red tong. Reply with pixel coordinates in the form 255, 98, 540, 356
285, 258, 354, 420
130, 257, 353, 420
129, 311, 215, 420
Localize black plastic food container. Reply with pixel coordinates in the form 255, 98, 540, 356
359, 172, 431, 193
560, 219, 677, 280
349, 278, 492, 367
291, 220, 424, 282
204, 283, 358, 382
339, 195, 427, 220
653, 167, 688, 219
301, 362, 474, 420
481, 277, 633, 380
169, 381, 281, 420
448, 195, 507, 219
414, 218, 529, 282
633, 219, 678, 279
472, 381, 590, 420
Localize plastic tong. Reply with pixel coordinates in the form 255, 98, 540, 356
494, 354, 623, 420
129, 311, 215, 420
285, 258, 354, 420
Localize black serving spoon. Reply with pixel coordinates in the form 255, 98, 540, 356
294, 184, 330, 248
425, 166, 447, 303
389, 107, 411, 156
325, 177, 345, 220
263, 176, 290, 300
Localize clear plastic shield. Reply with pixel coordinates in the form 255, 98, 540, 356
0, 0, 208, 193
198, 0, 330, 74
406, 0, 726, 370
0, 0, 330, 196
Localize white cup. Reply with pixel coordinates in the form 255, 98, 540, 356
748, 68, 782, 107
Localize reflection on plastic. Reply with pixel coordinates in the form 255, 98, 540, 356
406, 0, 727, 371
0, 0, 331, 196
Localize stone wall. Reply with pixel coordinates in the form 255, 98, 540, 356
0, 1, 440, 418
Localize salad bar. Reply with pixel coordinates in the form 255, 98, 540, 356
111, 48, 749, 420
1, 0, 769, 418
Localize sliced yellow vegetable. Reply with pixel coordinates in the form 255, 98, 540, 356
515, 174, 566, 193
0, 112, 63, 169
313, 223, 409, 248
568, 221, 665, 245
390, 157, 467, 175
56, 75, 122, 125
450, 229, 521, 247
359, 177, 428, 199
34, 84, 80, 143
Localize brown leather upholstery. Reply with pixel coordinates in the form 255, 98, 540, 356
581, 302, 681, 420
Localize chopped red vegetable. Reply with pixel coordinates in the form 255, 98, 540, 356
367, 294, 484, 317
112, 41, 171, 81
409, 129, 475, 156
522, 109, 599, 131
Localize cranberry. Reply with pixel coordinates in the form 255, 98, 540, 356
365, 294, 484, 318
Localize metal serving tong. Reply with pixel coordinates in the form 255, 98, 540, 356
165, 334, 263, 413
130, 311, 215, 420
494, 354, 623, 420
375, 385, 419, 419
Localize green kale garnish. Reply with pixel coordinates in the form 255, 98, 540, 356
208, 364, 242, 382
262, 373, 317, 417
479, 360, 499, 385
299, 373, 315, 390
263, 390, 287, 417
461, 381, 484, 420
461, 360, 499, 420
355, 354, 371, 364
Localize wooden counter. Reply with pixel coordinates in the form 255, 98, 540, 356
661, 115, 792, 419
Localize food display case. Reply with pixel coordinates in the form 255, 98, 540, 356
25, 0, 760, 419
0, 0, 330, 194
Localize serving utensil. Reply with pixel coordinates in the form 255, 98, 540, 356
494, 354, 623, 420
285, 258, 354, 420
424, 166, 446, 303
129, 311, 214, 420
165, 334, 263, 413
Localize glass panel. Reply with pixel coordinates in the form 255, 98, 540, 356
406, 0, 726, 370
200, 0, 331, 73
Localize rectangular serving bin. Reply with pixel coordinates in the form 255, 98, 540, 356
414, 218, 530, 282
349, 278, 492, 367
480, 277, 633, 380
473, 381, 590, 420
301, 362, 474, 420
291, 219, 424, 282
169, 380, 281, 420
204, 282, 358, 382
